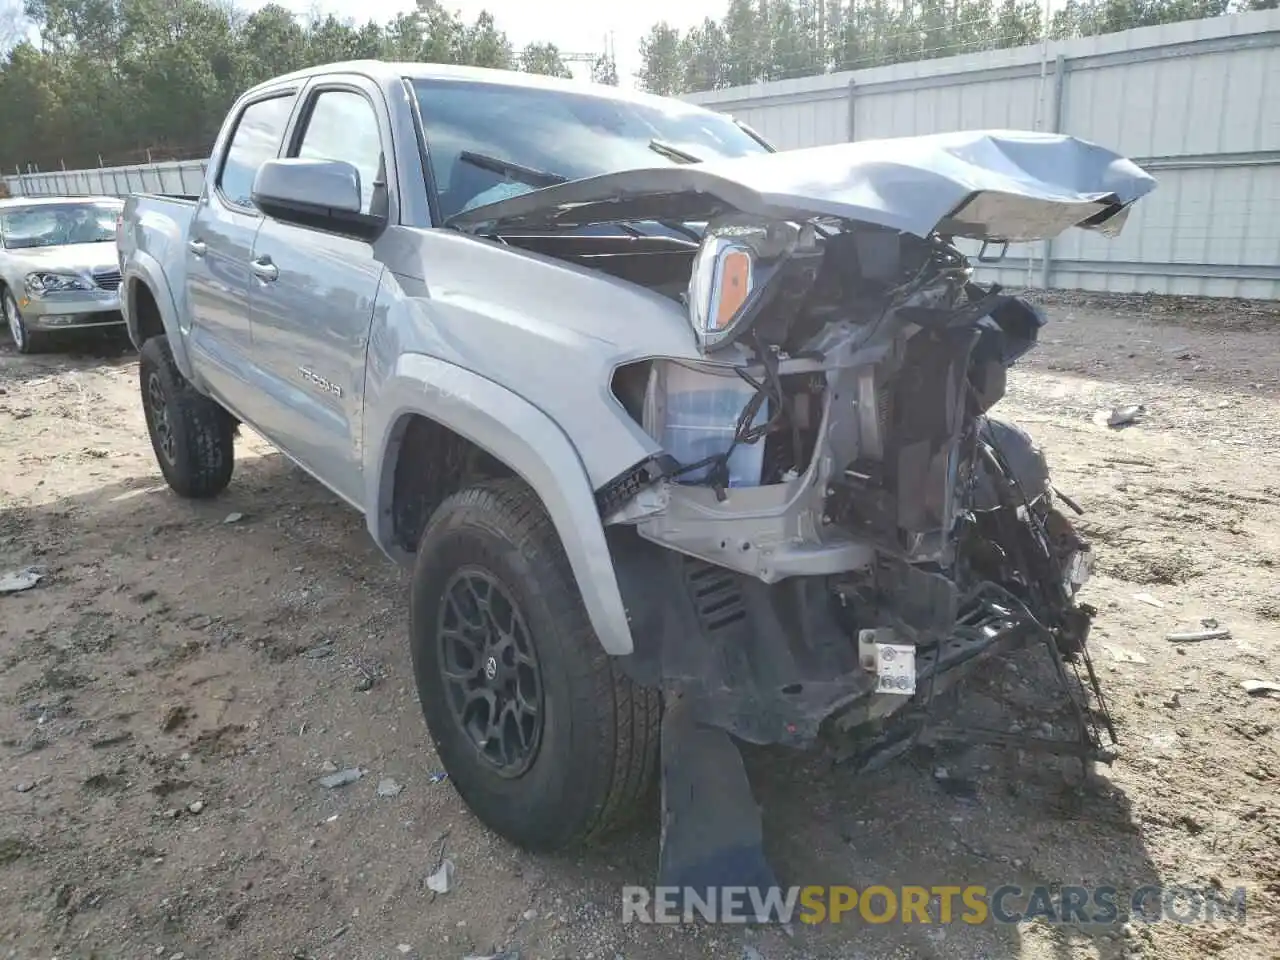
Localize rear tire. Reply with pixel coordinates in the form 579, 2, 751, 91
409, 478, 660, 851
138, 335, 235, 498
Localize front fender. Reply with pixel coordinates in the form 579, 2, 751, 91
365, 354, 635, 656
123, 251, 196, 383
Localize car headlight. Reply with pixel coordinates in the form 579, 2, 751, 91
24, 271, 93, 296
686, 215, 814, 352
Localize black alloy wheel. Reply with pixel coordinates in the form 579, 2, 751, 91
437, 568, 544, 777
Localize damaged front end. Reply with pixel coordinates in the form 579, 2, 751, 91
601, 219, 1118, 891
604, 217, 1112, 756
456, 130, 1152, 892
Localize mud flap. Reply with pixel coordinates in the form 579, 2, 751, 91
657, 692, 780, 908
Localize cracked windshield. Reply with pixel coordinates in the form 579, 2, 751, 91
0, 202, 120, 249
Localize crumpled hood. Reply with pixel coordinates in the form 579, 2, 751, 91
450, 130, 1157, 243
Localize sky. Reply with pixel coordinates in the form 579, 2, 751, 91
244, 0, 731, 88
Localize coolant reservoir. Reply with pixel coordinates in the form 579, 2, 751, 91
643, 361, 767, 488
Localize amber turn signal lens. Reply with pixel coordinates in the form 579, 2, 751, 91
713, 248, 752, 330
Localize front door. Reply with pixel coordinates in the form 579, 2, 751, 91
185, 90, 298, 409
244, 82, 389, 504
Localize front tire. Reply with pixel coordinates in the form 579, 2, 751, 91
409, 479, 660, 851
138, 335, 235, 498
3, 288, 44, 355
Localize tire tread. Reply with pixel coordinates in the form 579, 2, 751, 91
139, 335, 234, 499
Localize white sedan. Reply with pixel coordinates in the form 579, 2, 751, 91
0, 195, 126, 354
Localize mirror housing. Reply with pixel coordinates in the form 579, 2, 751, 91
252, 158, 384, 238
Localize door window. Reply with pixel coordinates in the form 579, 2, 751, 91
218, 94, 297, 209
294, 90, 384, 215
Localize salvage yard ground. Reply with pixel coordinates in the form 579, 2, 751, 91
1, 293, 1278, 960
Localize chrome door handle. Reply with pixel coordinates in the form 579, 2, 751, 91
187, 239, 207, 257
250, 257, 279, 282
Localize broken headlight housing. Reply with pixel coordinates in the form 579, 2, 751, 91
686, 215, 815, 352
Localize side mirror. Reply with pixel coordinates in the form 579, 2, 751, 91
252, 158, 383, 238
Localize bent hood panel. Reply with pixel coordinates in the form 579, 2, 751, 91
450, 130, 1157, 243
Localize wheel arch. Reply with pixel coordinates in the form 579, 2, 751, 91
366, 354, 635, 656
123, 253, 195, 381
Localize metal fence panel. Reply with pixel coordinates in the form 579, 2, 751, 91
3, 159, 207, 200
684, 8, 1280, 299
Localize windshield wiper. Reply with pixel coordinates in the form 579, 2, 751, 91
457, 150, 567, 189
648, 139, 702, 164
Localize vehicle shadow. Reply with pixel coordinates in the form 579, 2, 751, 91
0, 327, 135, 384
561, 647, 1161, 960
0, 452, 1161, 960
737, 653, 1159, 960
521, 604, 1163, 957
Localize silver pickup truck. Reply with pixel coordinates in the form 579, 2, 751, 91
118, 60, 1154, 895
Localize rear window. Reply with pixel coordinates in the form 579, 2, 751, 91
409, 78, 767, 222
219, 94, 297, 209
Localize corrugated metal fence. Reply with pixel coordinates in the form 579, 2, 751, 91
6, 159, 209, 199
5, 10, 1278, 298
686, 9, 1280, 299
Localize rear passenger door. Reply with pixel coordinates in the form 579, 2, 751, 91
185, 89, 297, 407
242, 78, 389, 505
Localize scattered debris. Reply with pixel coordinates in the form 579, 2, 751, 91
159, 704, 190, 733
1132, 592, 1165, 609
318, 768, 364, 789
937, 776, 980, 804
428, 771, 449, 785
463, 950, 521, 960
91, 731, 134, 749
0, 567, 44, 594
223, 512, 244, 524
0, 837, 31, 864
426, 858, 456, 894
187, 799, 205, 815
1102, 643, 1148, 665
1241, 680, 1280, 698
353, 674, 374, 692
742, 946, 764, 960
1166, 624, 1230, 643
397, 946, 412, 955
377, 778, 404, 798
1107, 404, 1145, 428
320, 760, 338, 774
303, 643, 334, 660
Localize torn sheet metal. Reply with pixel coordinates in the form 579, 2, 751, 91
450, 130, 1157, 243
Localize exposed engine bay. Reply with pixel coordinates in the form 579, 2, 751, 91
498, 217, 1115, 778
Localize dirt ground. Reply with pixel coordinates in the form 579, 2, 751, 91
1, 293, 1278, 960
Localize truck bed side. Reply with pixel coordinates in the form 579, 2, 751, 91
118, 194, 200, 381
